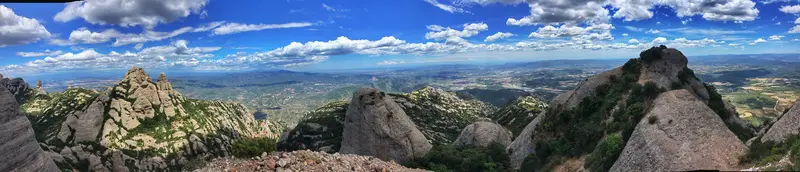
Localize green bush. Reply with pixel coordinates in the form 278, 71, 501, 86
643, 81, 664, 99
231, 137, 277, 158
648, 116, 658, 124
584, 133, 624, 172
640, 46, 666, 63
405, 143, 511, 172
742, 136, 800, 169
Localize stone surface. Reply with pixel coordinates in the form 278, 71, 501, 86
197, 150, 428, 172
453, 118, 513, 148
761, 99, 800, 143
506, 111, 546, 170
0, 84, 59, 172
339, 88, 432, 164
610, 90, 748, 171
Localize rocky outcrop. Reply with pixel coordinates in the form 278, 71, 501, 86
491, 95, 548, 137
198, 150, 427, 172
453, 118, 513, 148
278, 101, 347, 153
549, 67, 622, 109
760, 99, 800, 143
392, 86, 495, 144
610, 90, 748, 171
22, 67, 262, 171
340, 88, 431, 164
0, 76, 32, 104
0, 83, 59, 172
506, 112, 546, 170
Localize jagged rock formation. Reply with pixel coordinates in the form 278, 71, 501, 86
512, 46, 755, 171
198, 150, 427, 172
490, 96, 548, 137
340, 88, 431, 164
0, 83, 59, 172
392, 86, 495, 144
506, 112, 546, 170
21, 67, 262, 171
453, 118, 513, 148
277, 101, 347, 153
610, 90, 748, 171
760, 99, 800, 143
0, 75, 33, 104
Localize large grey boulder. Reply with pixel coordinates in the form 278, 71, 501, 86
760, 99, 800, 143
610, 90, 747, 171
339, 88, 431, 163
0, 84, 59, 172
453, 118, 513, 148
57, 93, 109, 143
506, 111, 546, 170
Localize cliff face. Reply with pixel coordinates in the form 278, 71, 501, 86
20, 67, 261, 171
0, 83, 59, 172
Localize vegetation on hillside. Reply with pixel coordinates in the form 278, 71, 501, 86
232, 137, 278, 158
742, 136, 800, 170
405, 143, 511, 172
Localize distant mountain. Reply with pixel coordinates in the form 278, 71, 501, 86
13, 67, 279, 171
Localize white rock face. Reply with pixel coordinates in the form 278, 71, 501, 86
0, 83, 59, 172
610, 90, 747, 171
339, 88, 432, 164
453, 118, 513, 148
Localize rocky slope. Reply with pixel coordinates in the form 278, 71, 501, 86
759, 99, 800, 143
0, 83, 59, 172
18, 67, 269, 171
510, 46, 754, 171
490, 95, 548, 137
453, 118, 513, 148
278, 86, 496, 153
197, 150, 427, 172
339, 88, 431, 163
610, 90, 747, 171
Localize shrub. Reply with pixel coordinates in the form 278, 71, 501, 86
405, 143, 511, 172
643, 81, 664, 99
231, 137, 277, 158
648, 116, 658, 124
741, 136, 800, 168
640, 46, 666, 63
584, 133, 624, 172
670, 82, 683, 90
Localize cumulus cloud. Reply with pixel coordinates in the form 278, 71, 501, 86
17, 50, 64, 57
646, 29, 661, 34
781, 5, 800, 14
54, 0, 208, 28
485, 32, 514, 42
6, 40, 221, 73
628, 39, 640, 43
0, 5, 51, 47
425, 23, 488, 40
425, 0, 470, 13
790, 25, 800, 33
750, 38, 767, 45
460, 0, 760, 25
67, 28, 121, 44
212, 22, 313, 35
652, 37, 668, 44
769, 35, 784, 40
528, 24, 614, 42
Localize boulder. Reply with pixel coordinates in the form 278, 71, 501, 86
0, 84, 59, 171
610, 90, 747, 171
57, 93, 109, 143
339, 88, 432, 163
506, 112, 546, 170
760, 99, 800, 143
453, 118, 513, 148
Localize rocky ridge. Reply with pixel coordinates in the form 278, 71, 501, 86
0, 83, 59, 172
490, 95, 548, 137
197, 150, 427, 172
18, 67, 269, 171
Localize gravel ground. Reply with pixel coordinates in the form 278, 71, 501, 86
195, 150, 429, 172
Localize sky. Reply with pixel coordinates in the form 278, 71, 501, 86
1, 0, 799, 78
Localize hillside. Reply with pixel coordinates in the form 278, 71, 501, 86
10, 67, 280, 171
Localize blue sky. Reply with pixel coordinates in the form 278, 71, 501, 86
0, 0, 799, 77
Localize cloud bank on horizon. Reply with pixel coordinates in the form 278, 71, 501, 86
0, 0, 799, 76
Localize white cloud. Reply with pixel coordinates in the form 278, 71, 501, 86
485, 32, 514, 42
528, 24, 614, 40
425, 23, 488, 40
646, 29, 661, 34
322, 3, 336, 11
377, 60, 407, 65
50, 22, 227, 46
792, 38, 800, 41
750, 38, 767, 45
17, 50, 64, 57
0, 5, 51, 47
622, 33, 629, 36
192, 21, 226, 32
113, 27, 193, 46
212, 22, 313, 35
660, 27, 755, 36
54, 0, 208, 28
134, 43, 144, 50
425, 0, 470, 13
68, 28, 121, 44
790, 25, 800, 34
461, 0, 760, 24
728, 43, 741, 46
780, 5, 800, 14
628, 39, 640, 43
652, 37, 668, 44
769, 35, 784, 40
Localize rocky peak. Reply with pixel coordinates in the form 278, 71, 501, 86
32, 80, 47, 96
156, 72, 173, 91
121, 66, 153, 86
0, 83, 59, 171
